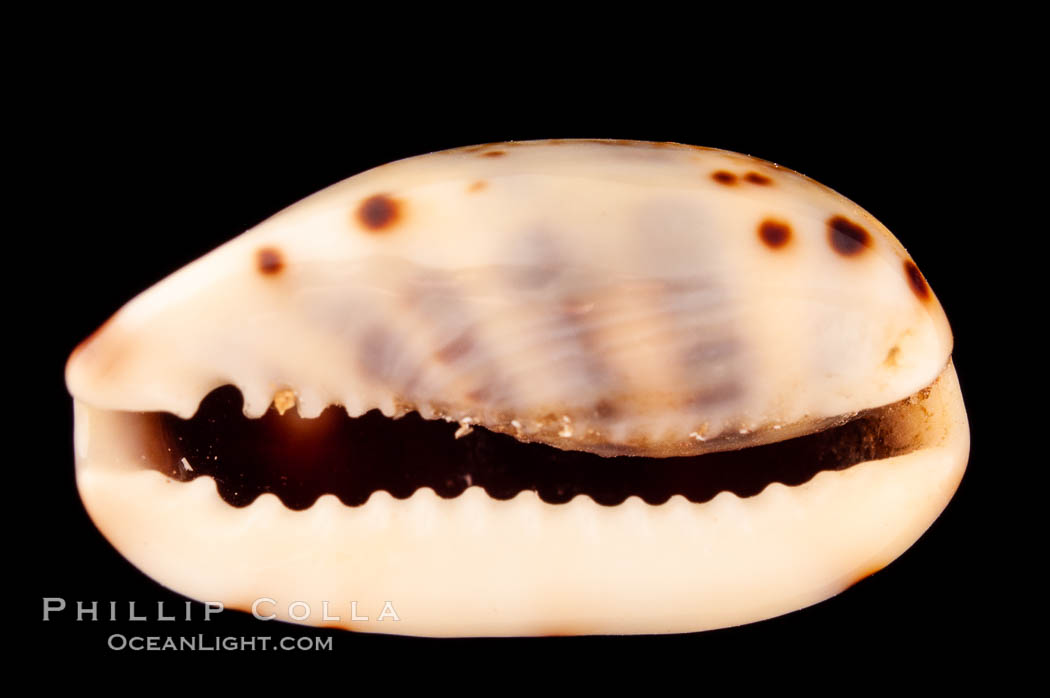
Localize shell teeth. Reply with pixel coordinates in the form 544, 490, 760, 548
214, 385, 465, 427
454, 418, 475, 439
340, 402, 369, 419
272, 389, 297, 416
414, 404, 434, 420
239, 383, 274, 419
294, 389, 327, 419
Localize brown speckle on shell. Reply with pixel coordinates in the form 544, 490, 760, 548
711, 171, 737, 185
903, 260, 931, 300
357, 194, 400, 231
434, 331, 476, 365
688, 382, 743, 407
758, 220, 791, 249
744, 171, 772, 185
827, 216, 871, 256
465, 387, 491, 403
256, 247, 284, 275
481, 150, 506, 158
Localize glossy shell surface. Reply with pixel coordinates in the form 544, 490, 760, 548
66, 139, 968, 636
68, 139, 952, 457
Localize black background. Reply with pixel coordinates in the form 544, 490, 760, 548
21, 64, 1002, 670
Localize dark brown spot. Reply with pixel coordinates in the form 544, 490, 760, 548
256, 247, 283, 275
594, 399, 618, 419
903, 260, 931, 301
357, 194, 400, 231
744, 171, 772, 185
481, 150, 506, 158
711, 170, 737, 185
758, 220, 791, 249
434, 331, 475, 364
467, 180, 487, 193
827, 216, 871, 256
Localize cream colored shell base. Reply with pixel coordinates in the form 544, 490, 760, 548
73, 362, 967, 637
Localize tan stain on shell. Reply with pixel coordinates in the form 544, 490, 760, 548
272, 389, 296, 415
467, 180, 487, 193
827, 216, 871, 256
541, 627, 578, 637
481, 150, 506, 158
688, 382, 744, 408
69, 314, 113, 359
465, 387, 491, 404
356, 194, 401, 232
67, 313, 120, 375
575, 139, 635, 147
434, 331, 476, 365
848, 566, 885, 589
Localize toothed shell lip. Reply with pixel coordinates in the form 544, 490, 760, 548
71, 362, 968, 636
65, 138, 969, 637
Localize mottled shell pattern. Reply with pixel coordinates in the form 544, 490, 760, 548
68, 139, 951, 457
66, 139, 968, 637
